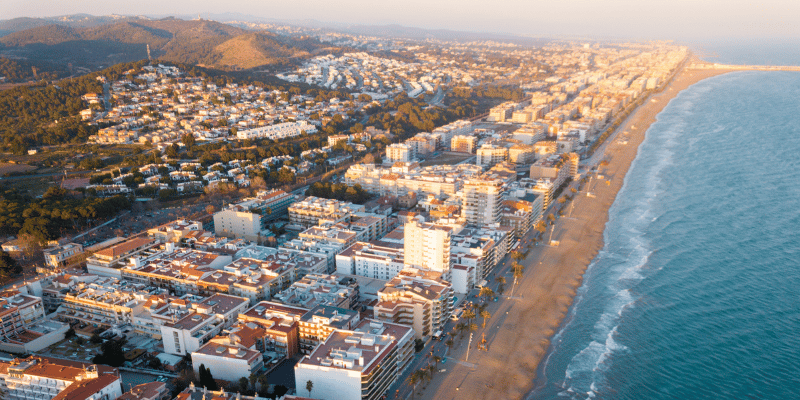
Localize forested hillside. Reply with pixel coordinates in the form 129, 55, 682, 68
0, 18, 333, 71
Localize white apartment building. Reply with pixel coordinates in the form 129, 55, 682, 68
385, 143, 414, 163
450, 135, 477, 153
288, 196, 355, 228
42, 243, 84, 269
160, 294, 249, 355
294, 319, 414, 400
335, 241, 405, 280
373, 268, 454, 340
461, 177, 504, 227
476, 144, 508, 169
512, 123, 547, 145
236, 121, 317, 140
191, 338, 264, 383
403, 221, 453, 275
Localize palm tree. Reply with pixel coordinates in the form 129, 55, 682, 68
456, 322, 468, 338
445, 339, 454, 354
480, 310, 492, 328
432, 355, 442, 369
407, 371, 422, 399
427, 365, 436, 382
479, 286, 494, 302
510, 250, 524, 262
462, 308, 476, 324
306, 380, 314, 397
495, 276, 506, 294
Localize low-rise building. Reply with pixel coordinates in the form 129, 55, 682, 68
274, 274, 358, 310
160, 294, 249, 356
42, 243, 84, 269
288, 197, 354, 228
191, 338, 264, 383
0, 357, 122, 400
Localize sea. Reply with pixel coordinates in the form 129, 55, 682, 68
528, 42, 800, 399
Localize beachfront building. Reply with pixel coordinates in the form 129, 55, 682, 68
294, 319, 414, 400
462, 177, 504, 227
501, 195, 543, 239
530, 154, 572, 191
373, 268, 454, 340
403, 221, 453, 276
0, 356, 122, 400
214, 189, 296, 241
499, 198, 537, 239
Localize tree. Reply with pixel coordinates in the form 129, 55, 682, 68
407, 370, 423, 399
181, 133, 196, 149
495, 276, 506, 294
257, 375, 269, 396
249, 373, 259, 391
481, 310, 492, 328
0, 250, 22, 276
238, 377, 250, 394
462, 309, 476, 325
445, 339, 454, 355
198, 364, 218, 390
510, 250, 524, 262
479, 286, 495, 302
456, 322, 468, 339
306, 380, 313, 397
93, 339, 125, 367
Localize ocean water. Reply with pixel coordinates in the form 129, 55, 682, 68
528, 69, 800, 399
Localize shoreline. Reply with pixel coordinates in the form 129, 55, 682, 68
419, 62, 736, 400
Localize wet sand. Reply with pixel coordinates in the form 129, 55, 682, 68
418, 63, 734, 400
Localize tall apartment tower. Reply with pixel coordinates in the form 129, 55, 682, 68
462, 178, 503, 227
404, 221, 452, 276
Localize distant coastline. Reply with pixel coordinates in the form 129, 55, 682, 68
421, 58, 738, 400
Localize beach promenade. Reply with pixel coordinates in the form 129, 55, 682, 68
413, 63, 736, 400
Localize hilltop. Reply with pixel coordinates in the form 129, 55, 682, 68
0, 17, 335, 71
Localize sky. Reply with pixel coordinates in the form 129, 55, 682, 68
2, 0, 800, 41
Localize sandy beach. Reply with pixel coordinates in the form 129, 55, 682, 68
416, 62, 735, 400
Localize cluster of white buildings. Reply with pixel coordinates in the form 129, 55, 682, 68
87, 65, 345, 146
279, 52, 474, 97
